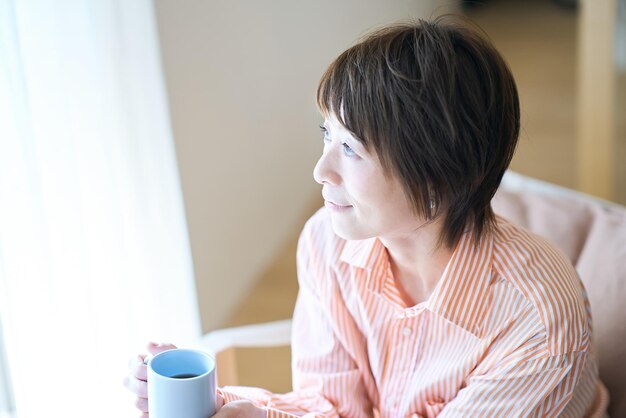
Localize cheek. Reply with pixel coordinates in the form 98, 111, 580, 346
351, 183, 394, 221
343, 169, 383, 213
343, 163, 412, 218
364, 178, 415, 222
347, 177, 371, 203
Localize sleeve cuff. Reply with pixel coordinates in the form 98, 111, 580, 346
218, 387, 324, 418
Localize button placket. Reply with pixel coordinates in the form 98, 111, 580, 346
389, 314, 421, 415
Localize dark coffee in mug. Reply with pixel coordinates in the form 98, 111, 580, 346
170, 373, 199, 379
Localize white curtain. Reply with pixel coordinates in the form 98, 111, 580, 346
0, 1, 202, 417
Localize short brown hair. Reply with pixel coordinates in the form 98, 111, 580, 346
316, 16, 520, 249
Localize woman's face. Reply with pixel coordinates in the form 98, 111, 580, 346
313, 113, 425, 241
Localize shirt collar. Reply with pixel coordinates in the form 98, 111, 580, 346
340, 237, 383, 269
339, 227, 494, 337
340, 237, 389, 293
427, 227, 494, 336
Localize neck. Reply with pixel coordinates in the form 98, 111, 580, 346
379, 217, 454, 306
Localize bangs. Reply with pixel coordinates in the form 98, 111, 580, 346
315, 34, 396, 152
315, 23, 420, 154
315, 55, 340, 118
315, 50, 363, 142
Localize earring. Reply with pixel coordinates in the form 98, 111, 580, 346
430, 200, 436, 210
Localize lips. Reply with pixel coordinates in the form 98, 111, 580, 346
322, 193, 351, 207
326, 199, 351, 207
323, 195, 353, 212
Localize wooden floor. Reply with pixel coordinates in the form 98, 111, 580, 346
223, 0, 625, 393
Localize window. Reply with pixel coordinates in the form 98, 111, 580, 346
0, 317, 15, 418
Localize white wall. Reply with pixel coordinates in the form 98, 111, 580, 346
152, 0, 454, 332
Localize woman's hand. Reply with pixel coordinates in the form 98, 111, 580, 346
212, 399, 265, 418
123, 342, 177, 417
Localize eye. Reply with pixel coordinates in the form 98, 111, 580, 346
318, 124, 330, 141
342, 143, 356, 157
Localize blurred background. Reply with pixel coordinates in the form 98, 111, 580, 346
0, 0, 624, 417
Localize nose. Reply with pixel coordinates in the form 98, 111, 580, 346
313, 147, 341, 186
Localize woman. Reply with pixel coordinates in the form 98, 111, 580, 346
125, 16, 607, 418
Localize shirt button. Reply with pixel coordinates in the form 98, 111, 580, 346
402, 326, 412, 336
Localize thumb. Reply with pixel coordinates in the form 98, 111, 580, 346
147, 341, 177, 355
216, 392, 225, 412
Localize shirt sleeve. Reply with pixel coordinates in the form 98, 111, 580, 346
437, 350, 590, 417
219, 221, 374, 418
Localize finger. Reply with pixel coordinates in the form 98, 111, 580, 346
139, 414, 149, 418
216, 392, 225, 411
124, 375, 148, 398
147, 342, 177, 355
135, 397, 149, 413
129, 355, 148, 381
130, 356, 148, 380
128, 354, 147, 369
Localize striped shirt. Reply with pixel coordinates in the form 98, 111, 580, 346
221, 208, 608, 418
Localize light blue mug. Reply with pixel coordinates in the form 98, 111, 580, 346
147, 349, 217, 418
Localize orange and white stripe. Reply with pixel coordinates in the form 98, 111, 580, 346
221, 208, 608, 418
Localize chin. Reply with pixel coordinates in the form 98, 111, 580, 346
329, 217, 373, 241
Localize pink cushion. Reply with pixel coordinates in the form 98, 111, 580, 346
493, 187, 626, 417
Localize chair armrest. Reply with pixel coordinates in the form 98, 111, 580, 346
195, 319, 293, 386
199, 319, 293, 354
